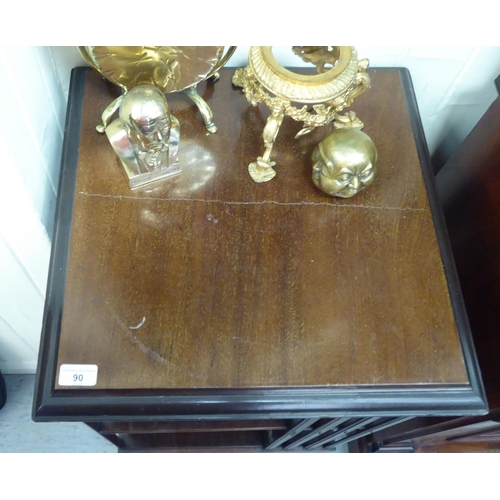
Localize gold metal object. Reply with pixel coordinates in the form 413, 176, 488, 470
232, 46, 370, 183
80, 46, 236, 133
105, 85, 181, 189
312, 128, 377, 198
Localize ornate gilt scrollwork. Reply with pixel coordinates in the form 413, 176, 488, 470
233, 46, 371, 183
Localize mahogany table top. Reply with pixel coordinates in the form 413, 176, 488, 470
33, 67, 486, 420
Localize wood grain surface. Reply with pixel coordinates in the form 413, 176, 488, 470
55, 69, 467, 390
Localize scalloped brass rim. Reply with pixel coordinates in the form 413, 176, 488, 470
208, 46, 236, 77
248, 46, 359, 104
78, 46, 234, 93
79, 46, 128, 90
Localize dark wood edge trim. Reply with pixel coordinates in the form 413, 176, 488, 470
398, 67, 488, 412
33, 67, 488, 423
32, 67, 89, 421
380, 409, 500, 446
379, 415, 490, 446
445, 423, 500, 442
33, 383, 485, 421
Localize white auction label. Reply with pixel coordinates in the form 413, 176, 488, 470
58, 364, 98, 387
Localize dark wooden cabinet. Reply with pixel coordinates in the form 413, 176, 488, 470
360, 76, 500, 453
32, 67, 486, 452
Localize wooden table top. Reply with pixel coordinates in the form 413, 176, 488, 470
33, 67, 486, 420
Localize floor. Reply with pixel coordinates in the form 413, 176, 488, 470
0, 374, 349, 453
0, 374, 116, 453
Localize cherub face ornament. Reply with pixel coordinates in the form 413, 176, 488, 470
312, 128, 377, 198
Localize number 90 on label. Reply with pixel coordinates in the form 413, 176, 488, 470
58, 364, 98, 387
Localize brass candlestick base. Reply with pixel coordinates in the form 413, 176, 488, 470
233, 46, 371, 183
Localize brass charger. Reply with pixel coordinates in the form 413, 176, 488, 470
80, 46, 236, 134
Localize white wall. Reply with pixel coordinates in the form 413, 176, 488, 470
0, 46, 65, 373
360, 46, 500, 167
1, 46, 499, 373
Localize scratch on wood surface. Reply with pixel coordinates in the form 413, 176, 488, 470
129, 316, 146, 330
79, 191, 426, 212
115, 316, 201, 380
